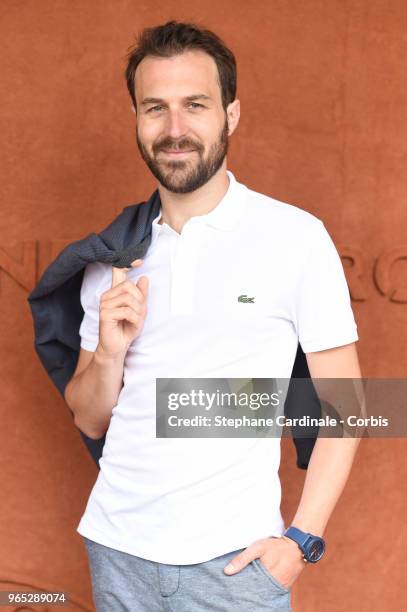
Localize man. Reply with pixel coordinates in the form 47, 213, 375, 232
65, 20, 362, 611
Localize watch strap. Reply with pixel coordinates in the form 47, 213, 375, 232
281, 534, 308, 562
284, 526, 313, 549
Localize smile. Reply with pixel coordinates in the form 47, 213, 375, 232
161, 149, 196, 156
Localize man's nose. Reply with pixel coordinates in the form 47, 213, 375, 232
164, 109, 189, 140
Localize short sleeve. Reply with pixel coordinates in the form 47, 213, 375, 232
294, 220, 359, 353
78, 262, 110, 352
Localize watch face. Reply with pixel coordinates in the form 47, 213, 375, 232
308, 539, 325, 562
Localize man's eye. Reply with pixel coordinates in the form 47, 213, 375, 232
147, 105, 164, 113
147, 102, 204, 113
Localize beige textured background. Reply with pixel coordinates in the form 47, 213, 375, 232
1, 1, 406, 610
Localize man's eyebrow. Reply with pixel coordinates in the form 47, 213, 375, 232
140, 94, 212, 106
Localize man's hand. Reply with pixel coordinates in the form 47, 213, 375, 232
97, 259, 149, 358
223, 536, 307, 590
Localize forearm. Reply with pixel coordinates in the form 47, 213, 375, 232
290, 435, 362, 537
65, 346, 126, 439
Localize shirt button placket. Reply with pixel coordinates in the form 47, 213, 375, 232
170, 222, 200, 315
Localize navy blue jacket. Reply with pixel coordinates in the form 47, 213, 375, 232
27, 187, 321, 469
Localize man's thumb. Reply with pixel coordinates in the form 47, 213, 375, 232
137, 275, 149, 297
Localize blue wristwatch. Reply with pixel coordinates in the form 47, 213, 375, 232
283, 526, 325, 563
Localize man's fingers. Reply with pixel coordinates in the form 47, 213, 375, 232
130, 259, 144, 268
112, 266, 130, 289
224, 541, 267, 575
100, 292, 145, 314
111, 259, 143, 289
224, 550, 254, 574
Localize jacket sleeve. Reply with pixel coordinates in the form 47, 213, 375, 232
78, 261, 110, 352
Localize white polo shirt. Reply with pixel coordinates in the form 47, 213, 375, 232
76, 170, 358, 564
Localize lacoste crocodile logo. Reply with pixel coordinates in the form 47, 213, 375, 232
238, 294, 255, 303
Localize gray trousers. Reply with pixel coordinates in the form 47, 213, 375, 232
83, 536, 292, 611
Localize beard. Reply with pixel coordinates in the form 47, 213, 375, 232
136, 116, 229, 194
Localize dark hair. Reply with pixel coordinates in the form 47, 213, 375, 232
124, 20, 236, 113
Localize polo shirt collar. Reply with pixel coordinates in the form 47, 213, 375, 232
199, 170, 246, 231
151, 170, 246, 238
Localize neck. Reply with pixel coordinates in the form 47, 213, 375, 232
157, 167, 230, 234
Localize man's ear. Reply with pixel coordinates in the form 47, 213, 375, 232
227, 99, 240, 137
131, 105, 136, 114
